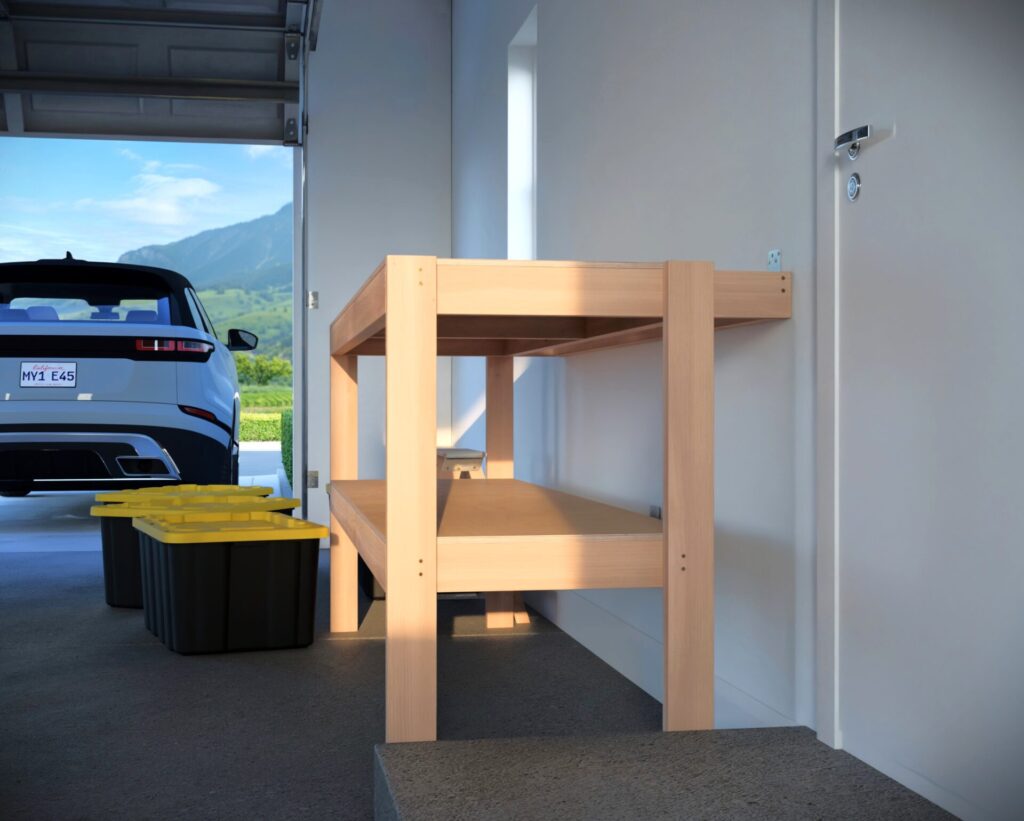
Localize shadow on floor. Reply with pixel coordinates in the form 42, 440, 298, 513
0, 551, 660, 820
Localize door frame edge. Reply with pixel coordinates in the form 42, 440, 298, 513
815, 0, 841, 750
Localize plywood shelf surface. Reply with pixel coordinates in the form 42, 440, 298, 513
331, 478, 662, 539
329, 479, 663, 594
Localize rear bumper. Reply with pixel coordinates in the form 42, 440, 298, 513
0, 424, 232, 491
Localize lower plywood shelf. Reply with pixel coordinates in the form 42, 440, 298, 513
328, 479, 663, 593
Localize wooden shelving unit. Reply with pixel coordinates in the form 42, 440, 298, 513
328, 256, 791, 743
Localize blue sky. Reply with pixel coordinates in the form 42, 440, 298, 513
0, 139, 293, 263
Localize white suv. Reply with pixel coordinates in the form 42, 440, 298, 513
0, 256, 258, 496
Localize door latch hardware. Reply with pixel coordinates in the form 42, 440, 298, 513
834, 124, 872, 160
306, 290, 319, 310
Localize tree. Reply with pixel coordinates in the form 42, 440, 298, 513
234, 353, 292, 386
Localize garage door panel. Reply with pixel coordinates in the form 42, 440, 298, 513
1, 1, 302, 143
169, 46, 280, 80
14, 1, 287, 22
25, 40, 138, 75
24, 40, 140, 114
29, 93, 141, 114
171, 98, 280, 121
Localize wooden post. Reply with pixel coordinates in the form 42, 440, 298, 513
662, 260, 715, 731
385, 256, 438, 743
330, 353, 359, 633
485, 356, 514, 479
484, 356, 517, 628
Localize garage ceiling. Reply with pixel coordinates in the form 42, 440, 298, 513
0, 0, 318, 143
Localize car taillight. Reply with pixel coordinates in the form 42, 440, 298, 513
135, 338, 176, 352
134, 338, 214, 354
176, 340, 214, 354
179, 405, 218, 423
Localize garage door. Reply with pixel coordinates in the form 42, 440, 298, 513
0, 0, 318, 143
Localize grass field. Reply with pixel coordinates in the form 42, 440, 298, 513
240, 385, 293, 412
238, 385, 292, 442
240, 412, 283, 442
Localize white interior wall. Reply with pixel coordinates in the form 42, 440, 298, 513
452, 0, 816, 727
304, 0, 452, 530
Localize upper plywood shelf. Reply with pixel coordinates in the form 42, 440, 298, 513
330, 257, 791, 358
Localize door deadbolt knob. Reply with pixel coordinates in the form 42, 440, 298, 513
847, 173, 862, 202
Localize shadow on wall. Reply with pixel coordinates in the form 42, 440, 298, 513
714, 524, 797, 720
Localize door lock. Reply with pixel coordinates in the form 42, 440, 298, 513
847, 173, 862, 202
834, 124, 872, 160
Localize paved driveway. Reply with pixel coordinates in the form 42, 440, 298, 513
0, 443, 287, 553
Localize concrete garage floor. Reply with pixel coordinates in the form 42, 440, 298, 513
0, 552, 663, 820
0, 552, 949, 821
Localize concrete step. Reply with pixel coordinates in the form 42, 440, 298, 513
374, 727, 951, 821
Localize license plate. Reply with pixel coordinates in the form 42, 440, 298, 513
20, 362, 77, 388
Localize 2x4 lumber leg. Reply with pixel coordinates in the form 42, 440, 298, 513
484, 592, 514, 629
485, 356, 514, 479
484, 356, 520, 630
330, 354, 359, 633
662, 261, 715, 731
385, 256, 438, 743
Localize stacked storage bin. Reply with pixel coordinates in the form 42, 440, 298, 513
90, 486, 294, 608
132, 511, 327, 654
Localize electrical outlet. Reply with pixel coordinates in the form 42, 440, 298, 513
767, 249, 782, 272
649, 505, 662, 520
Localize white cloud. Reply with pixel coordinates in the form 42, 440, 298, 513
75, 173, 222, 227
244, 145, 278, 159
118, 147, 144, 163
0, 222, 108, 263
117, 148, 206, 175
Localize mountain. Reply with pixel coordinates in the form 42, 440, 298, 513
118, 203, 292, 290
118, 204, 293, 359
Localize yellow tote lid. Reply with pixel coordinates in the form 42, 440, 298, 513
95, 484, 273, 503
132, 510, 328, 544
90, 496, 300, 519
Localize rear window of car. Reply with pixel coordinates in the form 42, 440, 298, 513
0, 268, 183, 325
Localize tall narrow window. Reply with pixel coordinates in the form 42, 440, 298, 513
507, 8, 537, 260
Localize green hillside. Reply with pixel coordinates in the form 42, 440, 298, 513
198, 286, 292, 359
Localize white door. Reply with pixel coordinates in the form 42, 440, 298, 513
820, 1, 1024, 818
